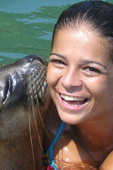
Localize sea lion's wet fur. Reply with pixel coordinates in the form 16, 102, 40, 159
0, 55, 51, 170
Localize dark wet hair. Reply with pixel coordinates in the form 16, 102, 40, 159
52, 1, 113, 62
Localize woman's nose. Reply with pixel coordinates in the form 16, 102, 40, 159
61, 69, 82, 92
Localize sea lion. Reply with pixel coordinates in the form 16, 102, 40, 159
0, 55, 51, 170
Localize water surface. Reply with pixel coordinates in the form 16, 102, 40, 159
0, 0, 111, 65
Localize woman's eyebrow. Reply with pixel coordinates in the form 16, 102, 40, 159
80, 59, 107, 70
50, 53, 107, 70
50, 53, 65, 59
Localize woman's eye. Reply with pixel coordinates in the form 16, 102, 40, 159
87, 67, 99, 72
84, 67, 100, 75
50, 59, 65, 65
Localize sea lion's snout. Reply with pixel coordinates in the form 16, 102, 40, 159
0, 55, 48, 110
26, 60, 48, 108
0, 75, 16, 108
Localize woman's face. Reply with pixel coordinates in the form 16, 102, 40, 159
47, 25, 113, 125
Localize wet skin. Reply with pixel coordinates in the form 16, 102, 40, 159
45, 25, 113, 169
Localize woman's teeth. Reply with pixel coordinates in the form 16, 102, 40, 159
60, 94, 88, 106
61, 94, 86, 101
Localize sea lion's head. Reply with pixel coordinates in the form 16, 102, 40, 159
0, 55, 49, 110
0, 55, 51, 170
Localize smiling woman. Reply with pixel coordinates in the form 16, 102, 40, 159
47, 26, 111, 125
43, 1, 113, 170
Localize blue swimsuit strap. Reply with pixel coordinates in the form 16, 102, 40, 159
45, 122, 65, 168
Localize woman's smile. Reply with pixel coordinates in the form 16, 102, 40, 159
58, 92, 90, 111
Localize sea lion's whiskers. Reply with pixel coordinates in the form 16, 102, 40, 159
29, 66, 51, 138
35, 102, 51, 139
28, 105, 36, 170
26, 66, 46, 151
31, 98, 44, 154
24, 57, 52, 168
28, 98, 43, 170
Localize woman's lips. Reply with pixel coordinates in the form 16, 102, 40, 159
58, 93, 90, 111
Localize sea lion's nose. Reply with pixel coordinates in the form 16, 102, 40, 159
0, 75, 9, 109
0, 71, 25, 110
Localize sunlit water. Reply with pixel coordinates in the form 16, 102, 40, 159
0, 0, 111, 65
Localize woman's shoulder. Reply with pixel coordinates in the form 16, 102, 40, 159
43, 104, 113, 169
43, 123, 97, 169
43, 105, 96, 169
99, 151, 113, 170
53, 125, 97, 168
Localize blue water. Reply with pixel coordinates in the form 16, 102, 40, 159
0, 0, 111, 65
